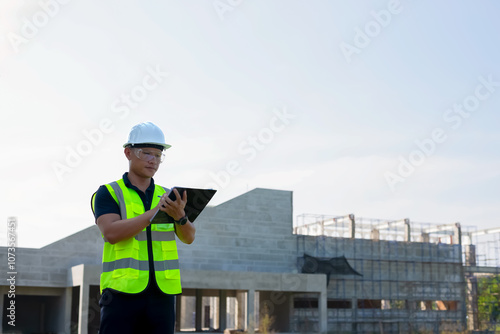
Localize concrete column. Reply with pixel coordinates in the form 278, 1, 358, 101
421, 233, 430, 243
318, 291, 327, 334
63, 287, 73, 333
219, 290, 227, 331
454, 223, 462, 246
404, 218, 411, 242
78, 282, 89, 334
195, 289, 203, 331
349, 214, 355, 239
237, 290, 247, 331
465, 245, 476, 266
247, 289, 256, 334
175, 295, 181, 332
467, 275, 479, 331
351, 297, 357, 334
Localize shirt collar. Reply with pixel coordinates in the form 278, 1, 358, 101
122, 172, 155, 194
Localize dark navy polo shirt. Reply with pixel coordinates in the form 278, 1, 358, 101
93, 172, 156, 221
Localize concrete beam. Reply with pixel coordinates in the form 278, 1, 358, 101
465, 266, 500, 275
68, 264, 101, 287
180, 269, 326, 293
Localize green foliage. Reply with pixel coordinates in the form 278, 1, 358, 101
390, 299, 407, 309
259, 303, 276, 334
477, 274, 500, 330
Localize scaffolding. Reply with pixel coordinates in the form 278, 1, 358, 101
462, 227, 500, 332
293, 213, 500, 333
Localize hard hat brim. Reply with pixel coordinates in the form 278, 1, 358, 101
123, 142, 172, 150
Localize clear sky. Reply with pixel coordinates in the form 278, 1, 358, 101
1, 0, 499, 248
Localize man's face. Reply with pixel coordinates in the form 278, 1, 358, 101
126, 147, 164, 178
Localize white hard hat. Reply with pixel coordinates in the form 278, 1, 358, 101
123, 122, 171, 150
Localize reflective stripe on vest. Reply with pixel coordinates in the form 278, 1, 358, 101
102, 258, 180, 272
108, 181, 127, 219
134, 230, 176, 242
97, 179, 182, 295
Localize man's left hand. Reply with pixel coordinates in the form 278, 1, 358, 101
159, 188, 187, 221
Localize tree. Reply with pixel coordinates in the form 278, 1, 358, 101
477, 274, 500, 330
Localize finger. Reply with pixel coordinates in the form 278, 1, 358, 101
182, 189, 187, 202
173, 188, 181, 202
165, 191, 175, 204
162, 194, 174, 208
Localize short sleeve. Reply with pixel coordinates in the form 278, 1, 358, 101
92, 185, 121, 221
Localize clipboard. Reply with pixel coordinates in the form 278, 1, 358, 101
150, 187, 217, 224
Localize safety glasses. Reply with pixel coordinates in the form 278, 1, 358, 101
134, 148, 165, 164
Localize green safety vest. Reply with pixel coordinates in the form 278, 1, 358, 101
92, 179, 182, 295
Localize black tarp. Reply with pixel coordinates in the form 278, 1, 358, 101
300, 253, 362, 285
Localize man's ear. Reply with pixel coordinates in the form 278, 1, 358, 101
124, 147, 133, 160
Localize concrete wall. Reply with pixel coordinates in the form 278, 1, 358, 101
177, 188, 298, 273
0, 225, 103, 288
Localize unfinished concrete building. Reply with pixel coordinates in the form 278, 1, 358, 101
294, 214, 466, 333
1, 188, 499, 333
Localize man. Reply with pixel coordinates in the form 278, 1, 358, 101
91, 121, 195, 334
